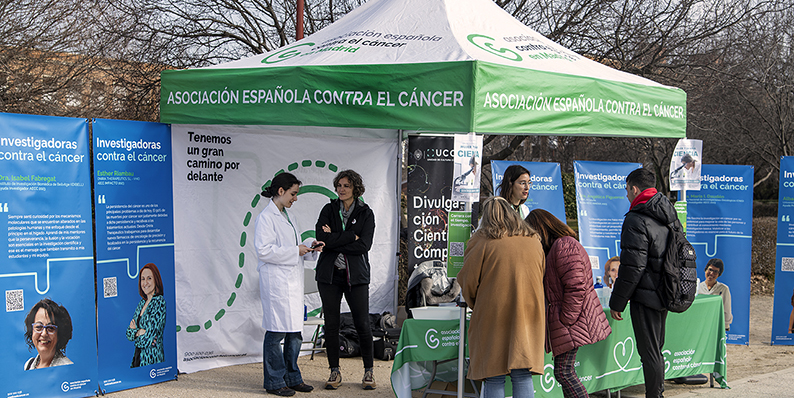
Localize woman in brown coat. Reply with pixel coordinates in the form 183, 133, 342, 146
458, 196, 545, 398
525, 209, 611, 398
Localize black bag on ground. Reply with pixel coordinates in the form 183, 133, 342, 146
338, 334, 361, 358
373, 333, 397, 360
658, 220, 698, 313
372, 323, 401, 361
322, 311, 402, 360
323, 312, 362, 358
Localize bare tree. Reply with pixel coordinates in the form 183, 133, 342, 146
0, 0, 105, 117
480, 0, 778, 195
685, 1, 793, 193
101, 0, 365, 68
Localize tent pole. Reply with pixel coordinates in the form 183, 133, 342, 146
457, 199, 472, 398
296, 0, 305, 40
394, 129, 403, 314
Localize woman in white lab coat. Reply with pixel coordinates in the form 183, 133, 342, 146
255, 172, 323, 396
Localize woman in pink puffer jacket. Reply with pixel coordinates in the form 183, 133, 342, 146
525, 209, 611, 398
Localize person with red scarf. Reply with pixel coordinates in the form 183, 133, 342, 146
609, 168, 679, 398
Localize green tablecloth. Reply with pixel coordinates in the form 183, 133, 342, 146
391, 294, 728, 397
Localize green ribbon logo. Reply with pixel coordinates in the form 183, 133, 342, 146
261, 42, 316, 64
467, 34, 522, 62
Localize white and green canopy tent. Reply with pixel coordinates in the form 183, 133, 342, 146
161, 0, 686, 137
159, 0, 686, 374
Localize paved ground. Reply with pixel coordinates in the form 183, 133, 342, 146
106, 295, 794, 397
103, 360, 794, 398
105, 355, 395, 398
668, 367, 794, 397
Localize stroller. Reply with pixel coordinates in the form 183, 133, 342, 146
405, 260, 461, 318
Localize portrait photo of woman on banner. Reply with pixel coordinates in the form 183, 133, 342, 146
24, 298, 74, 370
127, 263, 166, 367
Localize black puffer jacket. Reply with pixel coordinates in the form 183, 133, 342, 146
609, 192, 677, 312
315, 198, 375, 286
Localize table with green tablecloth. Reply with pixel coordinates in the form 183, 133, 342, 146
391, 294, 728, 397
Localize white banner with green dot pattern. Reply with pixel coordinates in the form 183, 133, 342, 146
171, 124, 399, 373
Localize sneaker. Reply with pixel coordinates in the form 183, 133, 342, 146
288, 383, 314, 393
325, 369, 342, 390
266, 386, 296, 396
362, 369, 376, 390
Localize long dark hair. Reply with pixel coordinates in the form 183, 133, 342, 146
261, 172, 301, 198
496, 165, 530, 205
524, 208, 576, 254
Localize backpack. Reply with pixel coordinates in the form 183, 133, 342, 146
658, 220, 698, 313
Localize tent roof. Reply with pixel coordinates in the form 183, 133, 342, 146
160, 0, 686, 138
211, 0, 659, 88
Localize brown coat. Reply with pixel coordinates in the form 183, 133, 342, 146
544, 236, 611, 356
458, 233, 546, 380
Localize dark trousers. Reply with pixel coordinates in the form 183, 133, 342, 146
630, 300, 668, 398
318, 267, 373, 369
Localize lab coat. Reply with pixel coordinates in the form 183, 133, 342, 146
255, 200, 318, 332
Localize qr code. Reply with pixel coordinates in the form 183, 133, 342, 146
782, 257, 794, 272
103, 277, 118, 298
449, 242, 465, 257
589, 256, 600, 270
6, 289, 24, 312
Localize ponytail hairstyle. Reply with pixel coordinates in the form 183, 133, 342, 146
261, 172, 302, 198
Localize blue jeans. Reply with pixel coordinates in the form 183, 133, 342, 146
482, 369, 534, 398
263, 331, 303, 390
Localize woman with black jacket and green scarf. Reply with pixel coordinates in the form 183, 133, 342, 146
315, 169, 377, 391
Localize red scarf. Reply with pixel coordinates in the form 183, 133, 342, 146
630, 188, 657, 210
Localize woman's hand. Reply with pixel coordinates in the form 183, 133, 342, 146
129, 319, 136, 329
136, 328, 146, 337
299, 244, 311, 256
322, 224, 331, 233
311, 241, 324, 252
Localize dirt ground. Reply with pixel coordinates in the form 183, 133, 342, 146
106, 294, 794, 398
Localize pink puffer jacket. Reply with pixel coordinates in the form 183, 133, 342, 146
544, 236, 611, 356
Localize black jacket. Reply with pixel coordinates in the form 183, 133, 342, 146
609, 192, 678, 312
315, 198, 375, 286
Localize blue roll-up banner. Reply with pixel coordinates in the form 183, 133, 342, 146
686, 164, 753, 345
92, 119, 177, 391
772, 157, 794, 345
574, 161, 642, 281
0, 113, 98, 397
490, 160, 566, 222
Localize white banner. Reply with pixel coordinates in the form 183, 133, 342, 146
669, 139, 703, 191
171, 125, 399, 372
